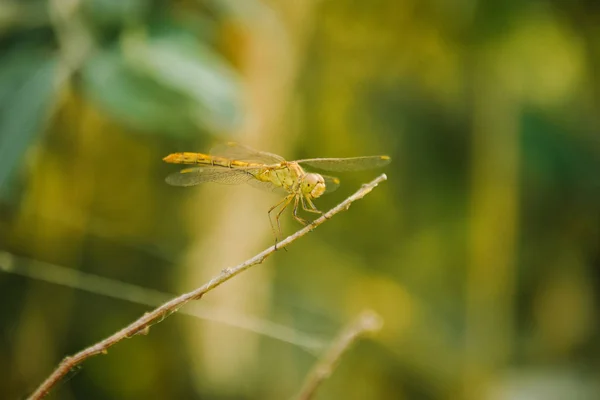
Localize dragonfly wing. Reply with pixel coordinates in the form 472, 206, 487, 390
165, 167, 254, 187
322, 175, 340, 194
210, 142, 286, 164
296, 155, 391, 172
245, 178, 287, 194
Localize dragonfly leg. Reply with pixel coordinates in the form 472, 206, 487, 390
268, 194, 294, 239
301, 195, 322, 214
303, 196, 322, 214
292, 195, 309, 225
275, 195, 295, 234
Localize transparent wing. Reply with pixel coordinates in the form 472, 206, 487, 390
246, 179, 287, 194
322, 175, 340, 194
210, 142, 285, 164
296, 155, 391, 172
165, 167, 255, 187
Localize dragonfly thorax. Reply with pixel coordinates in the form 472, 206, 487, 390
301, 173, 326, 199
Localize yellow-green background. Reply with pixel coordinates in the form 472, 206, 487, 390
1, 0, 599, 399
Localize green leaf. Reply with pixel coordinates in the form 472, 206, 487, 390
0, 48, 57, 199
81, 48, 200, 136
124, 31, 243, 131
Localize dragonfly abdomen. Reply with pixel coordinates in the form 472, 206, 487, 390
163, 152, 255, 168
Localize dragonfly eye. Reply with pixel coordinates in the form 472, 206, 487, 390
303, 173, 326, 198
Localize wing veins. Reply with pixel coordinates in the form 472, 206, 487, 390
165, 167, 256, 187
296, 156, 391, 172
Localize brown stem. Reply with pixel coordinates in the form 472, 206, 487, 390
295, 310, 384, 400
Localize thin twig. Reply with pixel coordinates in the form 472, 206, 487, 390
28, 173, 387, 399
295, 310, 384, 400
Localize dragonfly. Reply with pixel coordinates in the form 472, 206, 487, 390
163, 143, 391, 237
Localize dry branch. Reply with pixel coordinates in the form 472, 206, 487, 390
28, 173, 387, 399
295, 310, 383, 400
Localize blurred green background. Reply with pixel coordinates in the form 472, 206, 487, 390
1, 0, 600, 399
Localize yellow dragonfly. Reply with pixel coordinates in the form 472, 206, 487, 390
163, 143, 390, 236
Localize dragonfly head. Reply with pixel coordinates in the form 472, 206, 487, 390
302, 173, 326, 199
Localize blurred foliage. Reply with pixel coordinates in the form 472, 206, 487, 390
0, 45, 57, 198
1, 0, 600, 399
0, 0, 243, 198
